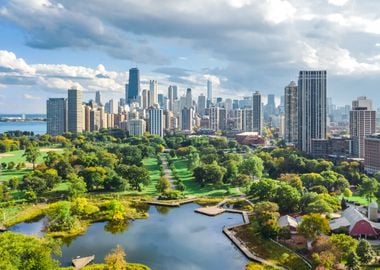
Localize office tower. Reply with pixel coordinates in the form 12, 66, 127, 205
284, 81, 298, 143
141, 89, 149, 109
219, 108, 227, 131
297, 70, 327, 153
108, 99, 118, 114
197, 94, 206, 116
95, 91, 102, 106
149, 80, 158, 107
209, 106, 220, 131
232, 109, 243, 130
181, 107, 194, 131
216, 97, 223, 104
168, 85, 178, 111
148, 106, 164, 137
252, 91, 263, 134
364, 134, 380, 174
47, 98, 67, 135
127, 68, 140, 104
186, 88, 193, 108
265, 94, 276, 121
350, 96, 376, 158
67, 87, 83, 133
233, 100, 239, 110
207, 80, 212, 107
243, 108, 253, 132
239, 96, 252, 109
158, 94, 164, 109
225, 99, 233, 112
127, 119, 146, 136
125, 84, 128, 103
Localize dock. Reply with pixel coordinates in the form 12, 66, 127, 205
72, 255, 95, 269
146, 198, 196, 207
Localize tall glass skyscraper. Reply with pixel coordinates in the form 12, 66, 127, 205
47, 98, 67, 135
127, 68, 140, 104
297, 70, 327, 153
67, 88, 83, 133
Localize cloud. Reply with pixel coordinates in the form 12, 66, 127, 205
23, 94, 41, 100
2, 0, 380, 108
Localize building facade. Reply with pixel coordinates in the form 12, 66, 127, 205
285, 81, 298, 144
47, 98, 67, 135
297, 70, 327, 153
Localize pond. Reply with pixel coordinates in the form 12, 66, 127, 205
10, 203, 248, 270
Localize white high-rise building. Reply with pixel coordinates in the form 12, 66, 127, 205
350, 96, 376, 158
168, 85, 178, 111
127, 119, 146, 136
209, 106, 219, 131
298, 70, 327, 153
149, 80, 158, 107
148, 106, 164, 137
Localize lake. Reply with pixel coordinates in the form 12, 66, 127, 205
10, 203, 248, 270
0, 121, 46, 135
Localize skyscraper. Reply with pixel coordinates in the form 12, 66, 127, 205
67, 87, 83, 133
47, 98, 67, 135
186, 88, 193, 108
284, 81, 298, 143
350, 96, 376, 158
168, 85, 178, 111
197, 94, 206, 116
252, 91, 263, 134
297, 70, 327, 153
127, 68, 140, 104
95, 91, 102, 106
181, 107, 194, 131
264, 94, 276, 121
149, 80, 158, 107
148, 105, 163, 137
207, 80, 212, 108
141, 89, 149, 109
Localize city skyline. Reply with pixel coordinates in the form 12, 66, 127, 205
2, 1, 380, 113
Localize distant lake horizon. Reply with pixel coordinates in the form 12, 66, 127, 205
0, 121, 46, 135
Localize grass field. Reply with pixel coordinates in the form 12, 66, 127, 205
339, 194, 374, 206
0, 148, 63, 182
171, 158, 242, 197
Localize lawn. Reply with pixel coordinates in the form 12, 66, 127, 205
171, 157, 242, 197
340, 194, 373, 206
0, 147, 63, 182
235, 225, 311, 270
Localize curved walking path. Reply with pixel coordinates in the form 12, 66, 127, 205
195, 198, 285, 270
159, 154, 175, 189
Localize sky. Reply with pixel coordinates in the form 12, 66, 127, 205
1, 0, 380, 113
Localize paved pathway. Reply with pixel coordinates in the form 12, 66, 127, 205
159, 154, 175, 189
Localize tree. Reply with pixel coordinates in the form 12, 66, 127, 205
330, 234, 357, 261
239, 156, 264, 179
0, 232, 60, 270
104, 245, 128, 270
156, 176, 171, 193
356, 239, 375, 264
47, 201, 78, 232
249, 178, 277, 201
358, 177, 379, 202
252, 201, 280, 237
343, 188, 353, 198
106, 200, 126, 221
274, 184, 301, 213
67, 173, 87, 198
79, 166, 107, 191
346, 251, 361, 270
193, 163, 226, 186
117, 165, 150, 191
298, 213, 330, 241
23, 142, 41, 170
232, 174, 252, 191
